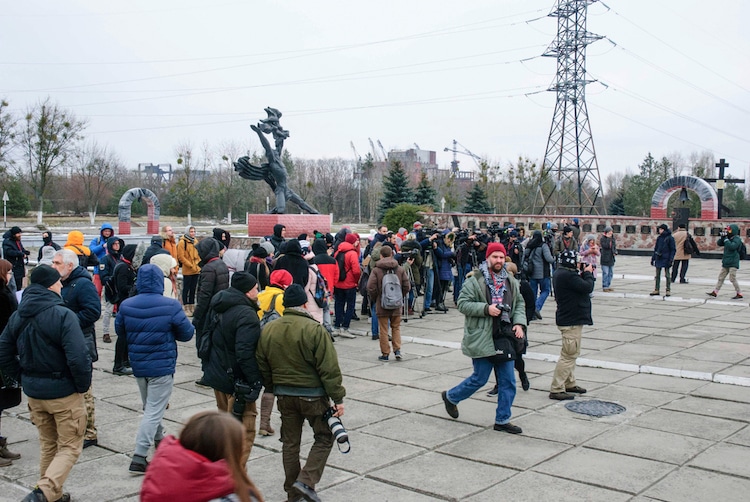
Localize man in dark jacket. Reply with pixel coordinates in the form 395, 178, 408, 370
194, 238, 230, 385
650, 223, 676, 296
2, 226, 30, 290
100, 236, 124, 343
256, 284, 345, 502
52, 249, 102, 450
141, 235, 170, 265
111, 244, 138, 376
549, 249, 594, 401
0, 265, 92, 502
204, 272, 263, 465
333, 234, 361, 335
270, 224, 286, 255
115, 264, 194, 475
707, 223, 743, 299
367, 245, 410, 361
37, 231, 61, 262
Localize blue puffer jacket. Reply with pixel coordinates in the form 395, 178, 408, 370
115, 264, 194, 378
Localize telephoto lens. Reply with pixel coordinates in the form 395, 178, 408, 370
232, 397, 246, 422
323, 407, 350, 453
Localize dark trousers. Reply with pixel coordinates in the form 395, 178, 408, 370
277, 395, 333, 500
670, 260, 689, 282
182, 274, 199, 305
13, 270, 23, 291
114, 324, 129, 369
333, 287, 356, 329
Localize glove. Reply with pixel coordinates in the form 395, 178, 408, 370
23, 250, 30, 256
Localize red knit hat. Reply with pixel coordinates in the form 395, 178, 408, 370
486, 242, 507, 257
345, 233, 358, 245
269, 269, 293, 288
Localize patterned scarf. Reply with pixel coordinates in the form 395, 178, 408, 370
479, 261, 507, 305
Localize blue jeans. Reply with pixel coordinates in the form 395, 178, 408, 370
446, 357, 516, 425
370, 302, 378, 336
424, 268, 435, 309
134, 374, 173, 457
601, 265, 613, 288
530, 277, 551, 312
334, 287, 357, 329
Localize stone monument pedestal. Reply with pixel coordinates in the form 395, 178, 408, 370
247, 213, 332, 238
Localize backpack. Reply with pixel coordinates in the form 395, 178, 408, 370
308, 265, 329, 309
521, 248, 535, 279
380, 269, 403, 310
740, 241, 748, 260
683, 234, 695, 256
260, 293, 282, 328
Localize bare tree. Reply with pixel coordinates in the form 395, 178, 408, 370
174, 141, 199, 225
74, 141, 120, 224
0, 99, 18, 175
17, 98, 87, 223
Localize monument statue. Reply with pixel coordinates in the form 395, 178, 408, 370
234, 107, 319, 214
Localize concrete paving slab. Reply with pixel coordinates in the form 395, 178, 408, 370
534, 447, 675, 494
643, 466, 750, 502
664, 396, 750, 422
690, 381, 750, 403
361, 412, 481, 449
317, 477, 437, 502
338, 400, 405, 429
466, 471, 632, 502
370, 451, 515, 500
584, 424, 714, 464
323, 430, 425, 475
336, 375, 392, 397
361, 385, 452, 413
726, 425, 750, 447
354, 364, 434, 385
617, 373, 710, 394
587, 384, 684, 408
627, 408, 746, 441
514, 412, 612, 445
688, 442, 750, 479
404, 372, 467, 393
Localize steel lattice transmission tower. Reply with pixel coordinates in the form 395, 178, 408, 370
535, 0, 605, 215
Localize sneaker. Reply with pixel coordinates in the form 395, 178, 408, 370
565, 386, 587, 394
83, 438, 98, 449
394, 350, 402, 360
487, 384, 498, 396
534, 310, 543, 320
20, 487, 46, 502
679, 279, 688, 284
494, 422, 522, 434
423, 307, 432, 312
549, 392, 575, 400
706, 291, 717, 297
194, 377, 210, 388
128, 456, 148, 475
649, 291, 660, 296
371, 334, 379, 340
732, 294, 744, 300
351, 314, 361, 321
520, 373, 530, 391
338, 328, 356, 339
102, 334, 112, 343
441, 391, 459, 418
113, 366, 133, 376
378, 354, 389, 361
292, 481, 321, 502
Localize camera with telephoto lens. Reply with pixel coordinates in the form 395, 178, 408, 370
323, 406, 350, 453
494, 303, 511, 313
231, 380, 261, 422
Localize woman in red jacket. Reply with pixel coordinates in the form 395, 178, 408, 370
141, 411, 264, 502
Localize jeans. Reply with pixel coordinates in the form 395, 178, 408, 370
424, 267, 435, 309
134, 374, 173, 457
333, 287, 357, 329
601, 265, 613, 288
654, 266, 671, 292
370, 303, 378, 336
530, 277, 551, 312
447, 357, 516, 425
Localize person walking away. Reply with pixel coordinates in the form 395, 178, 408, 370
433, 231, 455, 312
140, 411, 265, 502
707, 223, 744, 299
0, 259, 20, 466
256, 284, 346, 502
670, 223, 691, 284
52, 250, 102, 450
204, 272, 263, 466
332, 234, 361, 336
177, 226, 201, 317
89, 223, 114, 296
100, 237, 124, 343
599, 226, 617, 292
441, 243, 526, 434
650, 224, 676, 296
367, 245, 410, 361
150, 254, 179, 299
0, 265, 92, 502
549, 250, 594, 400
2, 226, 30, 291
115, 264, 194, 475
64, 231, 99, 269
523, 230, 555, 320
111, 244, 138, 376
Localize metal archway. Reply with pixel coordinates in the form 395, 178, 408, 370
650, 176, 718, 220
118, 187, 161, 235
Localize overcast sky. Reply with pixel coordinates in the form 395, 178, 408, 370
2, 0, 748, 186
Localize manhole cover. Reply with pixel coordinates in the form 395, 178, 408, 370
564, 400, 626, 417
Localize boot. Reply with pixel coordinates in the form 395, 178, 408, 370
258, 392, 275, 436
436, 303, 448, 312
0, 436, 20, 460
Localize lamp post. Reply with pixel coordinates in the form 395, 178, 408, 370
440, 197, 446, 213
2, 191, 8, 228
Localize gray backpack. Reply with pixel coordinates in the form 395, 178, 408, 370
260, 293, 282, 328
381, 269, 403, 310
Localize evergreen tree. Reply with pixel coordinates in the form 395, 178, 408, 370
414, 171, 437, 209
464, 183, 492, 214
377, 160, 414, 221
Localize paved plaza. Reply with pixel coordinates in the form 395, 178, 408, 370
1, 255, 750, 501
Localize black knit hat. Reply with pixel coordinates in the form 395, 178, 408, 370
252, 246, 268, 259
30, 264, 61, 288
231, 271, 258, 294
283, 284, 307, 308
9, 226, 22, 236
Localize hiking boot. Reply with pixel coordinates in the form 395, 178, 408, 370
732, 293, 744, 300
113, 366, 133, 376
436, 304, 448, 312
83, 438, 98, 449
378, 354, 389, 361
20, 488, 46, 502
520, 372, 530, 391
128, 455, 148, 475
534, 310, 543, 320
371, 333, 379, 340
565, 386, 587, 394
0, 436, 21, 460
102, 333, 112, 343
494, 423, 522, 434
487, 384, 498, 396
0, 456, 11, 467
394, 350, 402, 360
706, 291, 717, 297
649, 290, 660, 296
194, 378, 210, 388
292, 481, 321, 502
680, 279, 688, 284
441, 391, 459, 418
549, 392, 574, 400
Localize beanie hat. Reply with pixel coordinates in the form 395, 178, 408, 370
283, 283, 307, 308
260, 240, 275, 256
30, 264, 61, 288
413, 221, 423, 228
150, 235, 163, 245
604, 226, 613, 232
9, 226, 22, 236
231, 271, 258, 294
485, 242, 507, 257
559, 249, 579, 269
658, 223, 669, 231
270, 269, 293, 288
563, 226, 573, 234
252, 246, 268, 259
345, 234, 358, 245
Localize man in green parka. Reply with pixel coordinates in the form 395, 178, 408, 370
707, 223, 743, 299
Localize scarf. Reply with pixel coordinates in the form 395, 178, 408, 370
479, 261, 507, 305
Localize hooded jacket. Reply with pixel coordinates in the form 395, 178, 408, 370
115, 265, 194, 378
718, 224, 743, 269
65, 231, 99, 269
0, 284, 92, 399
367, 256, 411, 317
89, 223, 114, 260
312, 238, 337, 297
203, 287, 262, 395
142, 236, 170, 265
274, 239, 310, 287
178, 228, 201, 276
652, 227, 676, 268
2, 230, 28, 274
333, 241, 361, 290
194, 238, 229, 334
111, 244, 137, 305
270, 224, 285, 254
37, 231, 61, 262
139, 435, 236, 502
100, 237, 124, 288
553, 264, 594, 326
151, 253, 179, 299
524, 231, 555, 280
60, 265, 102, 362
